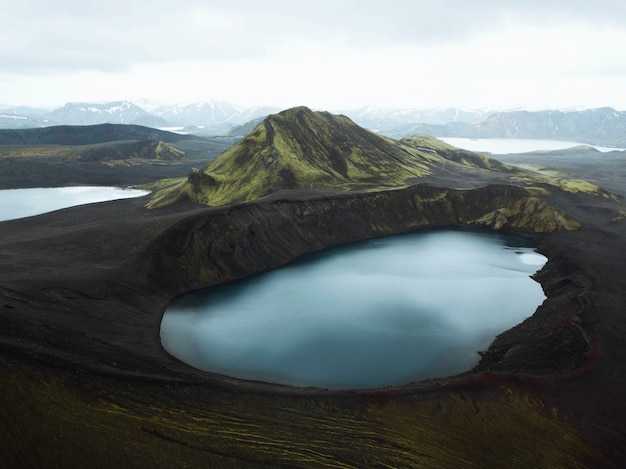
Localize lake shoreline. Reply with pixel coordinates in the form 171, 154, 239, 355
0, 185, 149, 222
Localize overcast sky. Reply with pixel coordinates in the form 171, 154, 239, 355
2, 0, 626, 111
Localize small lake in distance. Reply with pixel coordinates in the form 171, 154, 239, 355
0, 186, 149, 222
440, 137, 624, 154
161, 230, 547, 390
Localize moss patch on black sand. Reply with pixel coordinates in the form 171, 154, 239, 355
0, 360, 592, 468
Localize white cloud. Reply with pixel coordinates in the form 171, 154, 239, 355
2, 1, 626, 110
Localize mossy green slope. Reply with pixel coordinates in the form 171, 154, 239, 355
147, 107, 509, 208
0, 140, 184, 163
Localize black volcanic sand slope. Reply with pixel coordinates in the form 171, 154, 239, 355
0, 109, 625, 467
0, 123, 233, 188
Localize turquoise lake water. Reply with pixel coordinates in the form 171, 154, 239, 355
0, 186, 149, 222
161, 229, 547, 389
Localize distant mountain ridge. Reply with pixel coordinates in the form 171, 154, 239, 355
398, 107, 626, 146
1, 101, 625, 146
0, 100, 281, 132
43, 101, 162, 127
141, 100, 280, 127
343, 105, 489, 133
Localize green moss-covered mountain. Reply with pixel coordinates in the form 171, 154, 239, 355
147, 106, 618, 208
147, 107, 515, 208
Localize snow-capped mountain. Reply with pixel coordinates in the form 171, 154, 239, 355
137, 99, 241, 126
0, 99, 279, 130
131, 99, 280, 128
473, 108, 626, 143
341, 105, 490, 133
0, 113, 44, 129
0, 105, 53, 129
343, 104, 490, 124
400, 107, 626, 146
43, 100, 162, 126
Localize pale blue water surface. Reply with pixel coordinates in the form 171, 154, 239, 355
0, 186, 149, 222
161, 230, 547, 389
440, 137, 624, 154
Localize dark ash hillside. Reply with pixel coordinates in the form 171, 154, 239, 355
0, 123, 190, 146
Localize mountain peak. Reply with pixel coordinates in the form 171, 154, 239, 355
261, 106, 318, 130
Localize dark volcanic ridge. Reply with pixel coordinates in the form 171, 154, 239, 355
0, 123, 192, 146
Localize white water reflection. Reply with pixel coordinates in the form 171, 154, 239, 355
161, 230, 547, 390
440, 137, 624, 154
0, 186, 149, 222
